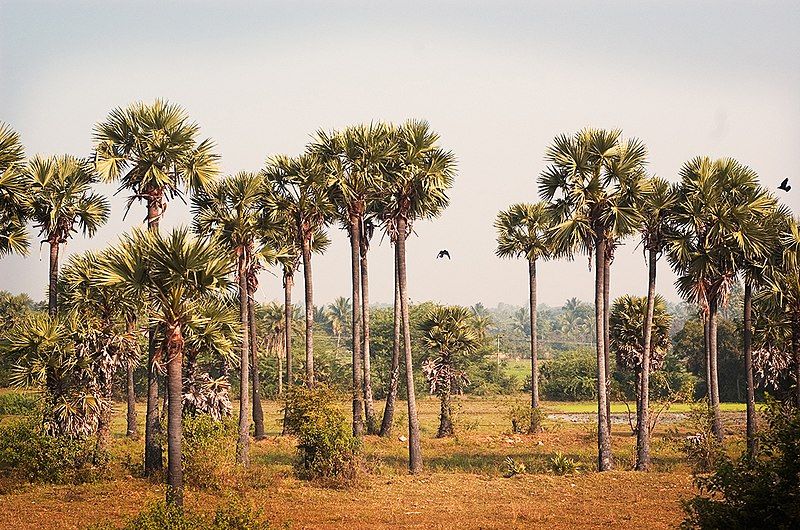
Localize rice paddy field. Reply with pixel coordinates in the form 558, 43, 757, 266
0, 394, 746, 530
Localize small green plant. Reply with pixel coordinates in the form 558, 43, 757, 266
503, 456, 526, 477
507, 404, 531, 434
88, 498, 271, 530
0, 416, 107, 486
286, 384, 361, 486
549, 451, 580, 475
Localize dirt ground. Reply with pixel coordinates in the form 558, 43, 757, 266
0, 395, 716, 529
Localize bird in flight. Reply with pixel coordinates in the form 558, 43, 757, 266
437, 250, 451, 259
778, 178, 791, 192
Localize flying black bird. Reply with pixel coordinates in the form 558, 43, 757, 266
778, 178, 791, 192
437, 250, 451, 259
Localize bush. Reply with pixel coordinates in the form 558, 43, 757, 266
89, 499, 271, 530
285, 385, 361, 485
182, 414, 237, 490
0, 416, 107, 486
507, 404, 544, 434
540, 348, 597, 401
0, 391, 39, 416
682, 399, 800, 529
682, 404, 724, 473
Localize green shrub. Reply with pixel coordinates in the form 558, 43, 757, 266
682, 399, 800, 529
682, 404, 724, 473
0, 391, 39, 416
0, 416, 107, 485
89, 499, 271, 530
286, 385, 361, 485
507, 404, 545, 434
182, 414, 237, 490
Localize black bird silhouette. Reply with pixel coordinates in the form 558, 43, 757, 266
779, 178, 791, 192
437, 250, 451, 259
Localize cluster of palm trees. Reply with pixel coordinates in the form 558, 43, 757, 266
496, 127, 798, 471
0, 102, 456, 505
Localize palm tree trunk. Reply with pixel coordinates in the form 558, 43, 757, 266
743, 282, 757, 455
126, 318, 138, 438
236, 252, 250, 465
301, 236, 315, 386
792, 315, 800, 408
349, 215, 365, 435
47, 238, 59, 317
144, 193, 163, 475
603, 252, 612, 435
397, 216, 422, 473
284, 269, 293, 389
360, 237, 377, 434
636, 248, 657, 470
708, 299, 723, 441
437, 380, 454, 438
165, 323, 185, 507
276, 335, 284, 397
380, 252, 402, 437
249, 291, 265, 440
595, 235, 613, 471
528, 259, 541, 432
703, 313, 711, 404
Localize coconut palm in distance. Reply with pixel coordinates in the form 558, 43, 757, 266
539, 128, 647, 471
94, 99, 219, 474
23, 155, 110, 317
380, 119, 456, 472
495, 202, 552, 432
264, 153, 335, 386
419, 306, 481, 437
193, 171, 271, 463
0, 122, 29, 257
101, 227, 231, 507
633, 176, 678, 469
327, 297, 352, 349
667, 157, 775, 441
313, 123, 395, 435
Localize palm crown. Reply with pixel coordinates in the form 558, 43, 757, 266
495, 202, 553, 262
0, 122, 28, 256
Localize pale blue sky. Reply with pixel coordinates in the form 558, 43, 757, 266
1, 0, 799, 308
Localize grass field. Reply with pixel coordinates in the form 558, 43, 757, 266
0, 392, 740, 529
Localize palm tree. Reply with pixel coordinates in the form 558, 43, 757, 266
495, 202, 552, 431
0, 122, 29, 257
101, 227, 231, 507
94, 99, 219, 474
313, 123, 395, 435
633, 176, 678, 469
58, 250, 139, 452
609, 294, 671, 443
192, 171, 269, 463
419, 306, 481, 437
539, 128, 647, 471
264, 153, 335, 386
667, 157, 775, 441
380, 119, 456, 472
23, 155, 110, 317
327, 297, 352, 348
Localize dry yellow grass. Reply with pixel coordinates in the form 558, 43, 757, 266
0, 394, 717, 529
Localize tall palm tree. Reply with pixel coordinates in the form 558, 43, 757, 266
379, 254, 404, 437
313, 123, 395, 435
23, 155, 110, 317
0, 122, 29, 257
101, 227, 231, 507
94, 99, 219, 474
539, 128, 647, 471
193, 171, 270, 463
633, 176, 677, 469
495, 202, 552, 431
264, 153, 335, 386
667, 157, 775, 441
380, 119, 456, 472
419, 306, 481, 437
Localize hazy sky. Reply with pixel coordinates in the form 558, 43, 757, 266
1, 1, 799, 309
